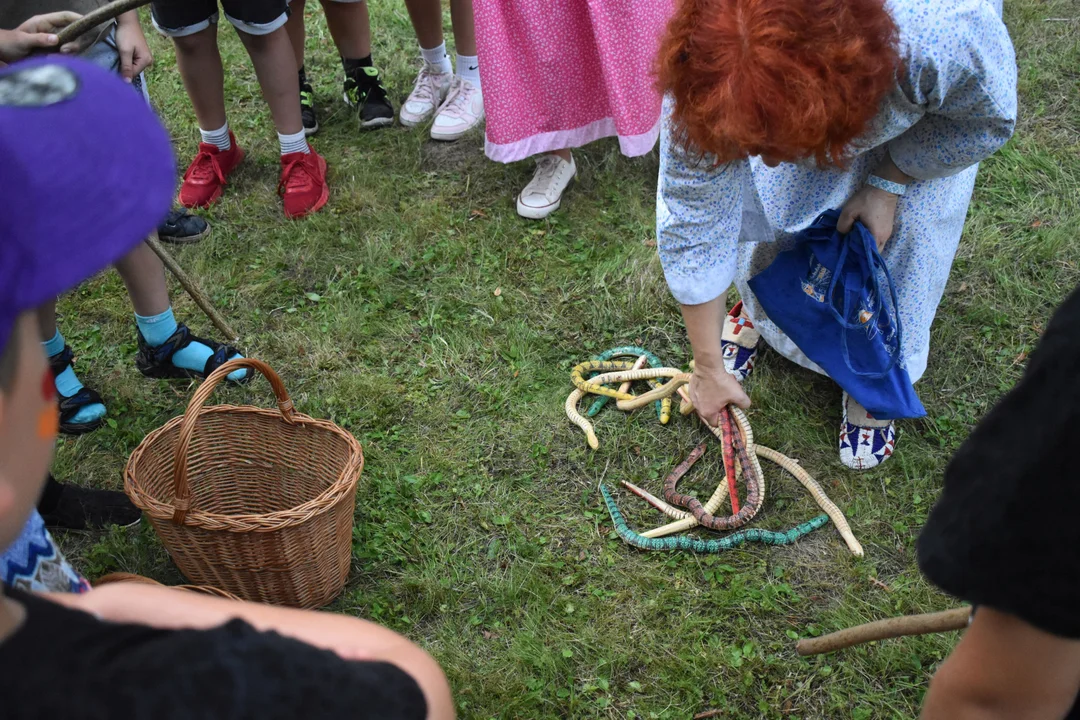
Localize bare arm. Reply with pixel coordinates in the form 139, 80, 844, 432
681, 297, 750, 426
921, 606, 1080, 720
50, 585, 454, 720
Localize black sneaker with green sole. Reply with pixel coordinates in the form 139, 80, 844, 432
344, 66, 394, 129
300, 78, 319, 136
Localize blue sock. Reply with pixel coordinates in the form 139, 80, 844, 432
136, 307, 247, 382
42, 330, 106, 425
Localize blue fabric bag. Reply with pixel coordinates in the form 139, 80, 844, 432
747, 209, 926, 420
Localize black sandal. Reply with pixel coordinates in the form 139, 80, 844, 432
135, 322, 252, 383
48, 346, 106, 436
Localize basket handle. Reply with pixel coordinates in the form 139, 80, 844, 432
170, 358, 297, 525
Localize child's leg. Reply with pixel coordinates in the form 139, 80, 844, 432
400, 0, 452, 128
152, 3, 245, 208
234, 27, 304, 137
321, 0, 372, 59
403, 0, 444, 50
449, 0, 476, 55
285, 0, 321, 136
429, 0, 483, 142
171, 25, 228, 133
113, 243, 250, 383
35, 303, 107, 434
226, 6, 330, 217
321, 1, 394, 128
285, 0, 308, 70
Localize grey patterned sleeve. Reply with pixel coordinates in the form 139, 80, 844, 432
655, 96, 747, 306
887, 0, 1017, 180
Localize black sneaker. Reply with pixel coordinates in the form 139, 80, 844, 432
157, 208, 210, 245
344, 66, 394, 129
301, 78, 319, 136
39, 477, 141, 531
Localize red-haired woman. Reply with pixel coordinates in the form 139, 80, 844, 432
656, 0, 1016, 469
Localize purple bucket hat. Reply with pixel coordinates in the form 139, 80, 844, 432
0, 55, 176, 355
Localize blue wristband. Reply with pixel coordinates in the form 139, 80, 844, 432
866, 174, 907, 196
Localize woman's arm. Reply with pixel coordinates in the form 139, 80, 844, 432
887, 2, 1017, 181
921, 606, 1080, 720
681, 297, 750, 426
50, 584, 455, 720
657, 97, 751, 422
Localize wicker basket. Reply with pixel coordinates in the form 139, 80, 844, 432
124, 359, 363, 608
94, 571, 244, 601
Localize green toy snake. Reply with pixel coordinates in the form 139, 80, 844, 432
586, 346, 670, 422
601, 485, 829, 553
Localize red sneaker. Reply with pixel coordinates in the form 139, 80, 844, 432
177, 133, 245, 209
278, 148, 329, 218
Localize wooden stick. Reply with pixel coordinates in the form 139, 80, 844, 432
55, 0, 152, 46
145, 234, 240, 342
795, 607, 971, 656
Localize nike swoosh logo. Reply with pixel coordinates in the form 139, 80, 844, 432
468, 65, 479, 71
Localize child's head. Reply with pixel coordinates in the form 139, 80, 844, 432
0, 56, 175, 551
0, 312, 56, 549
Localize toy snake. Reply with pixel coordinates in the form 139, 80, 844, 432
601, 485, 829, 553
567, 348, 864, 556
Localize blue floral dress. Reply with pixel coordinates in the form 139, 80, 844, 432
656, 0, 1016, 383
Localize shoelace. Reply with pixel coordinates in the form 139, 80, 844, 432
278, 154, 314, 195
435, 78, 474, 119
526, 155, 564, 196
409, 67, 445, 106
184, 149, 228, 186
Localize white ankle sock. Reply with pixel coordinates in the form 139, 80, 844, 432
420, 42, 452, 74
278, 129, 310, 156
456, 54, 481, 87
199, 122, 231, 152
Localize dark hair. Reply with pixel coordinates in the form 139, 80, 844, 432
0, 326, 20, 393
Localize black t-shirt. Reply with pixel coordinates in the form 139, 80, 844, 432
0, 585, 427, 719
918, 285, 1080, 716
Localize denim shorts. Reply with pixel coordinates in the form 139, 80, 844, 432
81, 25, 151, 105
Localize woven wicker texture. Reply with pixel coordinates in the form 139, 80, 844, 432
124, 359, 363, 608
94, 571, 244, 601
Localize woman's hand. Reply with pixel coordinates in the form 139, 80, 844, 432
680, 296, 751, 425
115, 11, 152, 82
839, 151, 913, 252
838, 184, 900, 252
689, 362, 750, 427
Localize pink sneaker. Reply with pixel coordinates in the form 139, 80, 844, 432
400, 64, 451, 128
430, 77, 484, 141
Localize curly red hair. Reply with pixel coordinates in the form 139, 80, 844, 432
657, 0, 901, 166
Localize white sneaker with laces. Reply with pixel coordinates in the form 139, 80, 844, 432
430, 77, 485, 141
400, 64, 451, 128
516, 154, 577, 219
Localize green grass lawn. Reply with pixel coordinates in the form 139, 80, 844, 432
54, 2, 1079, 718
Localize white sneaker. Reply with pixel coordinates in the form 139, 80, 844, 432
516, 154, 577, 219
430, 77, 484, 141
399, 64, 451, 128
